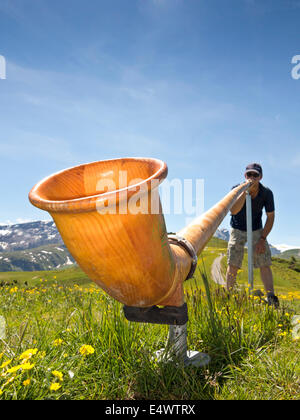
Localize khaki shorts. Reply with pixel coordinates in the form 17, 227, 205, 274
227, 228, 272, 269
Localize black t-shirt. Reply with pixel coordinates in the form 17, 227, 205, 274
230, 183, 275, 231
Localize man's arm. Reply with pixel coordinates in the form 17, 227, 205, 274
261, 211, 275, 240
230, 191, 246, 215
256, 211, 275, 254
230, 181, 252, 215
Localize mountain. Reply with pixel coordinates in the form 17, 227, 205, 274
214, 228, 230, 242
269, 245, 281, 256
0, 244, 75, 271
0, 220, 62, 252
0, 220, 75, 271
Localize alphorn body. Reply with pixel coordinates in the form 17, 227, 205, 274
29, 157, 251, 307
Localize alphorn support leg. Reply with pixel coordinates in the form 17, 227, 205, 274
123, 305, 210, 368
155, 324, 210, 367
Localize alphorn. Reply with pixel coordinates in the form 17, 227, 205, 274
29, 157, 251, 308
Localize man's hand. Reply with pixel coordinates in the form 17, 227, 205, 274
255, 238, 266, 254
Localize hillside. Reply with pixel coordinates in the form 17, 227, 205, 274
274, 249, 300, 260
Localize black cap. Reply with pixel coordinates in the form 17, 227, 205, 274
245, 163, 262, 176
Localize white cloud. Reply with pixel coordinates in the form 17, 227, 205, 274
274, 244, 300, 252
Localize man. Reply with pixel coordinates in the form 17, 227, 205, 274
226, 163, 279, 307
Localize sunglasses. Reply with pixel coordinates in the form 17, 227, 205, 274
246, 172, 260, 178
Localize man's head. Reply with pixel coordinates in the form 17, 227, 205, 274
244, 163, 263, 184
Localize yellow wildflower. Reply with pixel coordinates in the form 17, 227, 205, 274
3, 376, 15, 387
19, 348, 38, 360
7, 364, 23, 374
79, 344, 95, 356
0, 360, 12, 369
52, 370, 63, 381
21, 362, 35, 371
49, 382, 61, 391
23, 379, 31, 386
53, 339, 63, 346
38, 351, 46, 359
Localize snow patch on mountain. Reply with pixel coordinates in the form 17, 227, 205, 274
0, 221, 63, 252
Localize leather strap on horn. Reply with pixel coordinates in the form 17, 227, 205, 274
168, 234, 198, 280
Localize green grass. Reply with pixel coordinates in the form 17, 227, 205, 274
0, 266, 90, 288
0, 242, 299, 400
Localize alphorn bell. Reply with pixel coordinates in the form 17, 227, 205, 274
29, 157, 251, 309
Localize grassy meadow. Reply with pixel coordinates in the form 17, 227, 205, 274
0, 239, 299, 400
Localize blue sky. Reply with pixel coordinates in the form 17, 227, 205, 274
0, 0, 299, 246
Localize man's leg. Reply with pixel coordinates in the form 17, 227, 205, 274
260, 265, 274, 295
253, 231, 278, 306
226, 264, 239, 291
260, 265, 279, 307
226, 229, 246, 291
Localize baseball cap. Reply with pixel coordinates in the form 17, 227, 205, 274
245, 163, 263, 176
